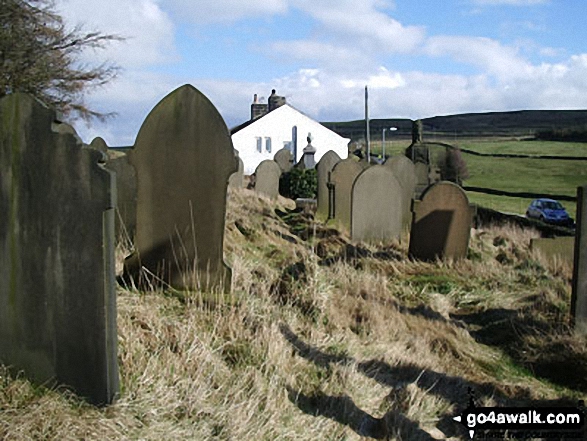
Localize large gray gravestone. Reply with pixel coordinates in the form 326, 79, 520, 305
316, 150, 341, 221
385, 155, 417, 228
409, 181, 475, 261
274, 148, 293, 173
254, 159, 281, 199
330, 158, 364, 231
351, 165, 403, 243
123, 85, 237, 292
572, 185, 587, 335
228, 152, 244, 189
0, 93, 119, 405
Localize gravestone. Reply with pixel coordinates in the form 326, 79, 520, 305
351, 165, 403, 242
316, 150, 341, 221
409, 181, 475, 261
385, 155, 417, 228
228, 152, 244, 188
274, 148, 293, 173
90, 136, 109, 153
123, 85, 237, 292
572, 185, 587, 335
330, 158, 364, 231
0, 93, 119, 405
104, 147, 138, 242
254, 160, 281, 199
414, 161, 430, 198
531, 237, 574, 267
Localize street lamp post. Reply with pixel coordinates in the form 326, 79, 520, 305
382, 127, 397, 162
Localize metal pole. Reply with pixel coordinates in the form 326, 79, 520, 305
382, 128, 386, 162
365, 85, 370, 163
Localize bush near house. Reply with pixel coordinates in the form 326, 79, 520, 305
279, 168, 317, 199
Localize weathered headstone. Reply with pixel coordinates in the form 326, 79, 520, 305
414, 161, 430, 197
385, 155, 417, 228
351, 165, 403, 243
228, 152, 244, 189
409, 181, 475, 261
123, 85, 237, 292
0, 93, 119, 405
90, 136, 109, 153
330, 158, 364, 231
316, 150, 341, 221
104, 147, 138, 242
254, 160, 281, 199
274, 148, 293, 173
572, 185, 587, 335
531, 237, 574, 267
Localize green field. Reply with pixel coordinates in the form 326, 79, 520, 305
458, 139, 587, 217
367, 138, 586, 218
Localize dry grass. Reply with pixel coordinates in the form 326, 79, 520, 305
1, 187, 586, 440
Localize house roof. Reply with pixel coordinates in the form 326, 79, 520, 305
230, 103, 343, 138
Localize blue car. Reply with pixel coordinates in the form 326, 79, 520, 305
526, 198, 573, 226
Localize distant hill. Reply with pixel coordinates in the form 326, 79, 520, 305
321, 110, 587, 140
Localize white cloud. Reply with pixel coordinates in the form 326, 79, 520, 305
424, 36, 533, 79
341, 67, 406, 90
268, 40, 369, 68
56, 0, 177, 68
471, 0, 549, 5
165, 0, 289, 24
294, 0, 425, 54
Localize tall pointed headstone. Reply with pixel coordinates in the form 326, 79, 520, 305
123, 85, 237, 292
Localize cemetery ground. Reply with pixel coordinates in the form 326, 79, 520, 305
1, 187, 586, 440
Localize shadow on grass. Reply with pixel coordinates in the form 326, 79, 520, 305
280, 323, 578, 440
451, 306, 587, 392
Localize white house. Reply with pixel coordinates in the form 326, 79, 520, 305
231, 91, 349, 174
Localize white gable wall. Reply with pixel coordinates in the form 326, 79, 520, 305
232, 105, 349, 174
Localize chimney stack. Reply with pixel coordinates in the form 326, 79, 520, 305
250, 94, 268, 120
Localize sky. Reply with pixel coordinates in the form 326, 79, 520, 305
54, 0, 587, 146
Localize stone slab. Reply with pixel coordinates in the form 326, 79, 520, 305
0, 93, 119, 405
409, 181, 474, 261
94, 141, 138, 243
254, 159, 281, 200
385, 155, 417, 228
316, 150, 341, 221
330, 158, 364, 231
351, 165, 403, 243
274, 148, 293, 173
123, 85, 237, 292
228, 152, 244, 189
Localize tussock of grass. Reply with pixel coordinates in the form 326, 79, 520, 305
1, 187, 586, 440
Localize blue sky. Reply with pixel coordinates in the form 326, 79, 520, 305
56, 0, 587, 146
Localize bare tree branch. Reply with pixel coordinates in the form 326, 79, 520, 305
0, 0, 123, 121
